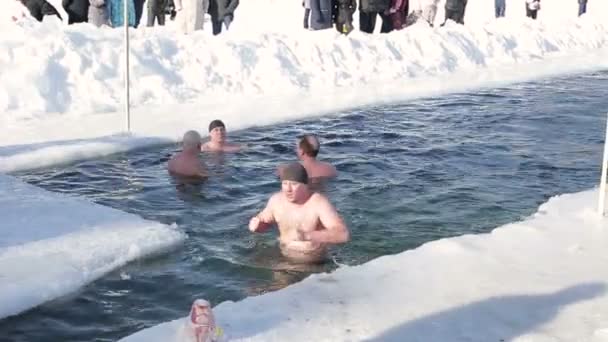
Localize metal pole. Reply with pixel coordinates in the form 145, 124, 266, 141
124, 0, 131, 132
599, 112, 608, 215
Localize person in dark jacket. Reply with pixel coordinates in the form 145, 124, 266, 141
21, 0, 62, 21
334, 0, 356, 34
310, 0, 333, 30
359, 0, 391, 33
133, 0, 144, 26
495, 0, 505, 17
578, 0, 587, 16
207, 0, 239, 35
63, 0, 89, 23
303, 0, 311, 29
147, 0, 167, 25
443, 0, 466, 24
525, 0, 540, 19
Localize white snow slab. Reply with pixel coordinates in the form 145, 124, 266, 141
120, 189, 608, 342
1, 1, 608, 173
2, 3, 608, 173
0, 174, 186, 319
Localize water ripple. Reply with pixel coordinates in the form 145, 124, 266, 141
6, 70, 608, 341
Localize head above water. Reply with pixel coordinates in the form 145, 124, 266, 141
208, 119, 227, 144
280, 162, 309, 185
182, 130, 202, 150
208, 120, 226, 132
280, 163, 310, 203
298, 135, 320, 158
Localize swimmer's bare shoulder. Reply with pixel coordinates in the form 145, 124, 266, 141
260, 192, 282, 219
309, 192, 330, 207
200, 142, 214, 152
267, 191, 284, 210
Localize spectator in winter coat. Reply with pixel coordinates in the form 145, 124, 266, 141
175, 0, 208, 33
147, 0, 167, 26
495, 0, 505, 17
133, 0, 144, 26
443, 0, 467, 24
20, 0, 61, 21
359, 0, 391, 33
108, 0, 136, 26
63, 0, 89, 23
310, 0, 333, 30
208, 0, 239, 35
525, 0, 540, 19
578, 0, 587, 16
303, 0, 311, 29
88, 0, 108, 25
334, 0, 356, 34
387, 0, 408, 30
419, 0, 438, 26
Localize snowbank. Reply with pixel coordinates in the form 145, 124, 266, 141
1, 12, 608, 171
2, 0, 608, 333
0, 174, 186, 319
120, 189, 608, 342
3, 11, 607, 120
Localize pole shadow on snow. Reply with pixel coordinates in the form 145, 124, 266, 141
365, 282, 605, 342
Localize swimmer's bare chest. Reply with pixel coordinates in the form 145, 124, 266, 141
274, 204, 323, 241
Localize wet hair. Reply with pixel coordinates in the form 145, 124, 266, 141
208, 120, 226, 132
298, 135, 320, 158
182, 130, 202, 149
280, 163, 309, 184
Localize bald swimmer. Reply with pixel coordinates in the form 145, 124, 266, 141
201, 120, 242, 153
278, 134, 337, 180
249, 163, 349, 263
168, 130, 208, 178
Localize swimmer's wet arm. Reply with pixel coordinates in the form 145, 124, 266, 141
306, 199, 350, 244
249, 195, 277, 232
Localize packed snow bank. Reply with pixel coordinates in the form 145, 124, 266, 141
0, 174, 186, 319
3, 45, 607, 174
0, 135, 171, 173
2, 14, 607, 121
120, 188, 608, 341
2, 1, 608, 173
2, 18, 608, 172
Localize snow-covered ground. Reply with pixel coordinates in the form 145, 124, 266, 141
0, 174, 185, 319
2, 0, 608, 171
121, 189, 608, 342
1, 0, 608, 339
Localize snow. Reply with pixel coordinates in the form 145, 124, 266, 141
1, 0, 608, 339
2, 0, 608, 172
0, 174, 186, 319
120, 189, 608, 341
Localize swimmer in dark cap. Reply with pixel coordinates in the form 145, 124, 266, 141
201, 119, 242, 153
278, 134, 337, 180
249, 163, 350, 263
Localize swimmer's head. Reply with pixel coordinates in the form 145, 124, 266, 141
208, 120, 226, 143
182, 130, 202, 151
297, 135, 320, 158
280, 163, 309, 202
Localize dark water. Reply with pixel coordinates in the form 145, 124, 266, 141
4, 71, 608, 342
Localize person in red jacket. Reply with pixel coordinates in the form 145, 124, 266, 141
387, 0, 408, 30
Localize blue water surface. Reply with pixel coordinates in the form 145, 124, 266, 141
4, 70, 608, 342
